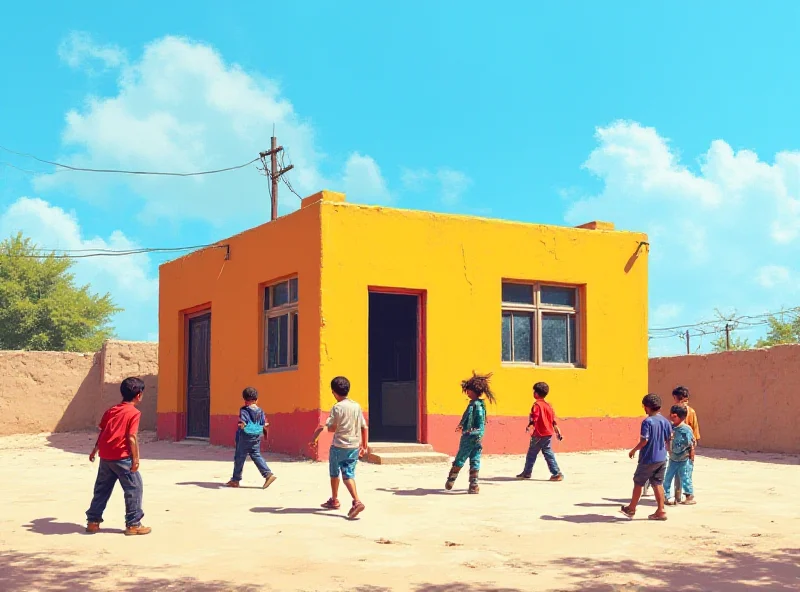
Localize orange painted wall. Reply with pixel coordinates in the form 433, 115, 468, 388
318, 201, 649, 426
157, 201, 322, 433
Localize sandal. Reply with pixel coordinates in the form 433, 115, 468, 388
320, 498, 340, 510
680, 497, 697, 506
648, 513, 668, 521
665, 499, 678, 506
619, 505, 636, 518
348, 500, 366, 519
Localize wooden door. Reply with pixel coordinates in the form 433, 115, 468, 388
186, 313, 211, 438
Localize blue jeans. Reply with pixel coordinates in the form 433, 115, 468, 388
232, 436, 272, 481
522, 436, 561, 477
453, 434, 482, 470
664, 459, 694, 499
86, 458, 144, 527
329, 446, 360, 480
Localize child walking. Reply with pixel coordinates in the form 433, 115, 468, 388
85, 377, 151, 536
226, 387, 276, 489
517, 382, 564, 481
445, 372, 495, 494
620, 393, 672, 521
671, 385, 700, 504
664, 405, 696, 506
310, 376, 368, 519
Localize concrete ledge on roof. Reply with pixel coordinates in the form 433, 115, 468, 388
300, 190, 346, 209
576, 221, 615, 231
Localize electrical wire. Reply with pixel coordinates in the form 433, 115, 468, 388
2, 244, 228, 259
0, 145, 260, 177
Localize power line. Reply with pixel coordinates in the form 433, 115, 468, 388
2, 243, 228, 259
0, 145, 259, 177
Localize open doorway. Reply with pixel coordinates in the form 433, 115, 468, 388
368, 292, 421, 442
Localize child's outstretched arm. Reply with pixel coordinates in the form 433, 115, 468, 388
89, 435, 100, 462
629, 437, 647, 459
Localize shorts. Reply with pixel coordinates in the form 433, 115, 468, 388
633, 461, 666, 486
329, 446, 359, 480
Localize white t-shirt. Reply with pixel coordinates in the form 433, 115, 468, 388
325, 398, 367, 449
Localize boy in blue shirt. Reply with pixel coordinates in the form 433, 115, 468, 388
225, 387, 276, 489
664, 405, 696, 506
620, 393, 672, 521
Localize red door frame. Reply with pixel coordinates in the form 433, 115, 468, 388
367, 286, 427, 444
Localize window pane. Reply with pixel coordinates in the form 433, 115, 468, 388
569, 315, 577, 364
267, 316, 280, 368
541, 286, 576, 307
273, 281, 290, 307
267, 314, 289, 368
289, 278, 298, 303
501, 312, 512, 362
264, 287, 271, 310
512, 313, 533, 362
502, 283, 534, 304
291, 312, 299, 366
542, 314, 569, 363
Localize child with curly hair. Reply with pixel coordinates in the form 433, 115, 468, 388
444, 372, 496, 494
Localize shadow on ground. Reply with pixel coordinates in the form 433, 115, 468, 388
0, 548, 797, 591
23, 517, 124, 536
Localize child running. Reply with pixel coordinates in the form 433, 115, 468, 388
664, 405, 696, 506
445, 372, 495, 494
226, 387, 276, 489
310, 376, 368, 519
671, 385, 700, 504
85, 377, 150, 536
517, 381, 564, 481
620, 393, 672, 521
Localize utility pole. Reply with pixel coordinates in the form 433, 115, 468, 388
259, 131, 294, 221
685, 330, 690, 355
725, 323, 731, 351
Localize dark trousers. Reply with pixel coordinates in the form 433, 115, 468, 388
86, 458, 144, 527
232, 436, 272, 481
522, 435, 561, 476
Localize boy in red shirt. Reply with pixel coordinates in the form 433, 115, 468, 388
85, 377, 151, 536
516, 382, 564, 481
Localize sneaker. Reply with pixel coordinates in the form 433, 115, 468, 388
225, 480, 240, 488
263, 474, 277, 489
549, 474, 564, 482
124, 524, 152, 536
348, 500, 366, 519
85, 522, 100, 534
516, 472, 531, 479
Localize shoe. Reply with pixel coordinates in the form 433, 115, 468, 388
516, 472, 531, 479
445, 465, 461, 491
468, 469, 480, 494
665, 499, 678, 506
348, 500, 366, 519
225, 480, 240, 488
263, 474, 277, 489
124, 524, 152, 536
85, 522, 100, 534
549, 474, 564, 482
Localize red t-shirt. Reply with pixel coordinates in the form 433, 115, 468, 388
529, 399, 556, 437
98, 403, 141, 461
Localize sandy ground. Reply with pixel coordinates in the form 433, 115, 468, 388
0, 432, 798, 592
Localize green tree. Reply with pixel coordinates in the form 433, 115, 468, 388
710, 333, 750, 352
755, 313, 800, 348
0, 233, 120, 351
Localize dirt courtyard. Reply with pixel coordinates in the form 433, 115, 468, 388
0, 432, 797, 592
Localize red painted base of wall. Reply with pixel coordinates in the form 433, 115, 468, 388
158, 411, 636, 459
425, 415, 641, 455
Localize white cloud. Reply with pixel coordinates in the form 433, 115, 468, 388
342, 153, 391, 204
566, 120, 800, 355
58, 31, 127, 71
0, 198, 157, 338
39, 35, 392, 227
757, 265, 791, 289
651, 303, 683, 326
401, 167, 472, 205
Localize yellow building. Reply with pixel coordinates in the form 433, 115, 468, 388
158, 191, 648, 458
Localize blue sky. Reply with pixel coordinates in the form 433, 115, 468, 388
2, 1, 800, 355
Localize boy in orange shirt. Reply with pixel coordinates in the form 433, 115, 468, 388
671, 385, 700, 504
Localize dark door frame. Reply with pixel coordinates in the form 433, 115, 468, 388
367, 287, 427, 444
184, 308, 211, 439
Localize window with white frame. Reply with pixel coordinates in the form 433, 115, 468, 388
501, 282, 580, 365
264, 277, 298, 370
